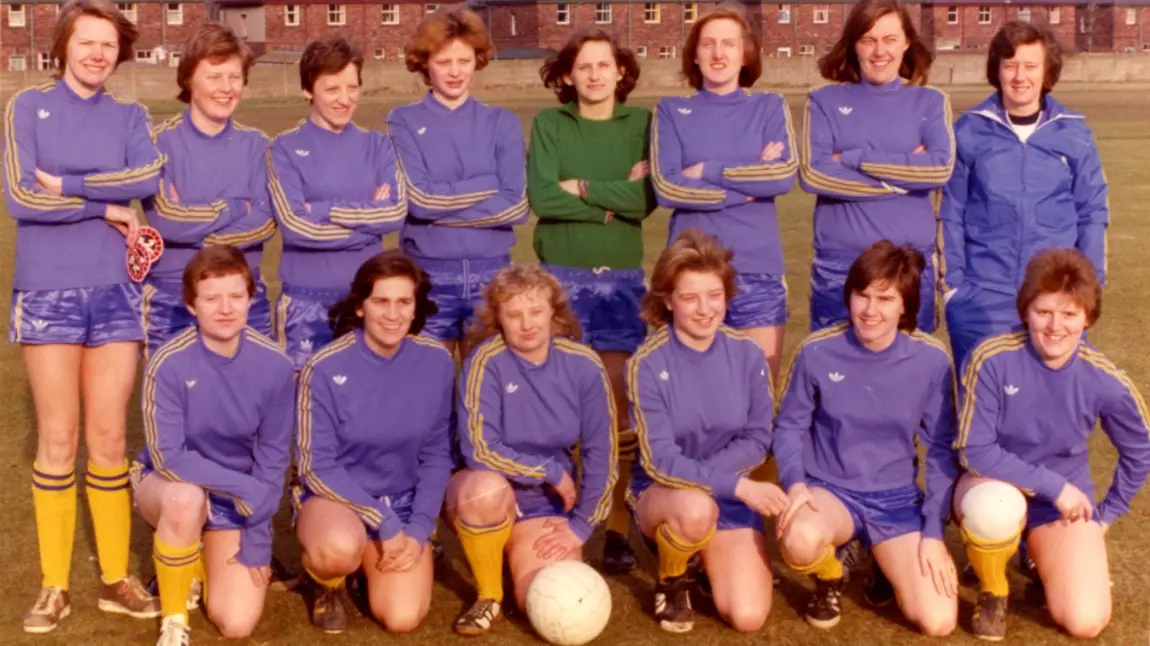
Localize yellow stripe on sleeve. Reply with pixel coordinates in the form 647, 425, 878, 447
953, 332, 1028, 474
799, 96, 894, 197
463, 339, 548, 479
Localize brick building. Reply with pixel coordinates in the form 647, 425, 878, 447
4, 0, 1149, 72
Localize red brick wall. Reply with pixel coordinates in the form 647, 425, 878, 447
2, 4, 60, 72
1111, 6, 1149, 53
263, 3, 425, 60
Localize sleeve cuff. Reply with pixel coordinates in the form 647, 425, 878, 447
1034, 471, 1068, 503
779, 466, 806, 493
83, 200, 106, 218
375, 507, 404, 542
839, 149, 863, 170
712, 471, 740, 501
701, 162, 725, 184
404, 518, 435, 546
235, 525, 272, 568
568, 517, 594, 544
62, 175, 86, 198
922, 516, 945, 541
544, 461, 565, 487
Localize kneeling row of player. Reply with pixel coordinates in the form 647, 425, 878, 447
138, 231, 1148, 645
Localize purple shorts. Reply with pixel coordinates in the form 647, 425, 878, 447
295, 487, 417, 542
10, 283, 144, 346
416, 256, 509, 342
810, 247, 938, 334
510, 481, 568, 523
727, 272, 789, 329
809, 477, 924, 549
546, 265, 647, 354
275, 284, 344, 370
130, 462, 245, 532
628, 468, 763, 532
143, 279, 272, 360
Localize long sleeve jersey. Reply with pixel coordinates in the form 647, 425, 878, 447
526, 102, 657, 269
650, 89, 797, 275
955, 331, 1150, 526
267, 119, 405, 290
145, 112, 276, 283
939, 94, 1108, 294
3, 80, 164, 291
139, 327, 295, 566
799, 79, 955, 254
388, 94, 529, 261
295, 332, 455, 545
458, 336, 617, 542
627, 326, 775, 500
773, 324, 958, 539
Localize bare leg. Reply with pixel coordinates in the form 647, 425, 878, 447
361, 539, 435, 632
701, 529, 773, 632
872, 532, 957, 637
1028, 520, 1111, 639
202, 530, 270, 638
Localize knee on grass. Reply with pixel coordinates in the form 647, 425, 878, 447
209, 605, 262, 639
1052, 599, 1110, 639
371, 598, 429, 633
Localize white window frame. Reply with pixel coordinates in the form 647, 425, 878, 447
37, 52, 51, 71
425, 3, 439, 14
135, 49, 155, 64
658, 46, 675, 59
946, 6, 958, 25
644, 3, 660, 23
284, 4, 300, 26
813, 4, 829, 24
8, 4, 26, 28
117, 3, 138, 24
635, 45, 647, 58
9, 54, 28, 72
799, 44, 815, 56
373, 47, 386, 60
166, 3, 183, 25
381, 4, 398, 25
777, 46, 792, 58
978, 6, 991, 24
168, 52, 181, 67
510, 14, 517, 36
778, 4, 791, 24
1049, 7, 1061, 24
594, 3, 611, 24
683, 2, 697, 23
1018, 6, 1031, 23
327, 4, 346, 26
556, 3, 570, 25
1125, 8, 1136, 25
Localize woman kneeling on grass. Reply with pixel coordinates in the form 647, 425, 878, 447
293, 251, 455, 635
627, 229, 789, 634
445, 264, 617, 636
134, 245, 295, 646
953, 248, 1150, 641
772, 240, 959, 636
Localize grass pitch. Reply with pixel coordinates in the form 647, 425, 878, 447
1, 87, 1148, 644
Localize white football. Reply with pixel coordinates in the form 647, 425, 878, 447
961, 480, 1029, 542
525, 560, 612, 646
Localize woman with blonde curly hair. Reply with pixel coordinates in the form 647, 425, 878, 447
444, 264, 617, 636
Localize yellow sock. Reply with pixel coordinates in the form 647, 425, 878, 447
85, 460, 131, 583
32, 463, 77, 590
195, 550, 208, 604
606, 433, 637, 535
456, 516, 513, 602
962, 524, 1020, 597
786, 544, 845, 581
304, 564, 347, 589
154, 536, 199, 619
656, 523, 715, 581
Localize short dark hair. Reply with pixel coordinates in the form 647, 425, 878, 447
51, 0, 137, 79
986, 21, 1063, 94
842, 240, 925, 333
818, 0, 933, 86
642, 229, 737, 328
404, 5, 494, 85
176, 21, 254, 104
682, 2, 762, 91
328, 251, 437, 339
182, 245, 255, 306
299, 35, 363, 94
540, 26, 641, 105
1016, 249, 1101, 328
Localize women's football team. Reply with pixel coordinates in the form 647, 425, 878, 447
4, 0, 1146, 644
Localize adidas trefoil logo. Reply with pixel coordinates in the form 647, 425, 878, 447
38, 109, 50, 119
300, 339, 313, 352
658, 370, 670, 381
838, 106, 853, 115
332, 374, 348, 386
505, 382, 519, 394
828, 372, 845, 382
1004, 384, 1019, 396
32, 319, 48, 330
185, 379, 196, 389
677, 108, 692, 115
295, 149, 310, 157
417, 127, 427, 135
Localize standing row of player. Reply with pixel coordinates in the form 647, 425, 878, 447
1, 0, 1125, 643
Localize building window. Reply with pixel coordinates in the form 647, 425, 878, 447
1126, 8, 1136, 25
285, 4, 300, 26
644, 3, 660, 23
327, 4, 346, 26
556, 3, 569, 24
594, 3, 611, 23
813, 4, 829, 24
37, 52, 51, 70
8, 4, 26, 28
635, 45, 647, 58
1049, 7, 1061, 24
777, 4, 791, 24
799, 44, 815, 56
425, 4, 439, 13
1018, 7, 1031, 22
381, 4, 398, 24
683, 2, 697, 22
165, 3, 183, 25
135, 49, 155, 64
9, 55, 27, 72
658, 46, 675, 59
169, 52, 181, 67
373, 47, 386, 60
946, 6, 958, 24
510, 15, 517, 36
117, 3, 137, 24
777, 47, 792, 58
978, 6, 991, 24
